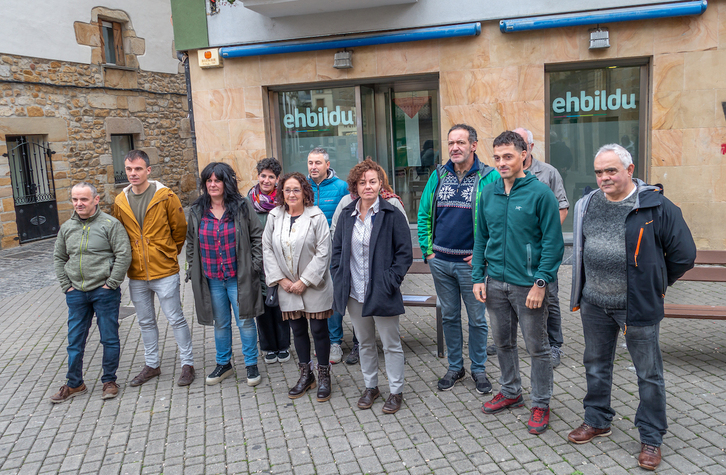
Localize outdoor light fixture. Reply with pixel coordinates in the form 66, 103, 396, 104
333, 50, 353, 69
589, 27, 610, 49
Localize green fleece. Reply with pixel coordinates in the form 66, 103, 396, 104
416, 159, 499, 258
54, 208, 132, 293
472, 172, 563, 286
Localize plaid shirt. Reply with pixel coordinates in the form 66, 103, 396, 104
199, 209, 237, 280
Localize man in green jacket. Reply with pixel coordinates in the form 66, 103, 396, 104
472, 131, 563, 435
417, 124, 499, 394
51, 183, 132, 403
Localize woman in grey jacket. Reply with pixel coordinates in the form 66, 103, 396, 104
186, 162, 264, 387
263, 172, 334, 402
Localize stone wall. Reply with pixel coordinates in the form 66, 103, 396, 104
189, 0, 726, 249
0, 53, 198, 249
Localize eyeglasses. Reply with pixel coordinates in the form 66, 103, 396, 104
283, 188, 302, 195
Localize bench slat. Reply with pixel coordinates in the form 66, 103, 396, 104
664, 303, 726, 320
679, 267, 726, 282
695, 250, 726, 265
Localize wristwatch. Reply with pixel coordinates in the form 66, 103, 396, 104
535, 278, 546, 288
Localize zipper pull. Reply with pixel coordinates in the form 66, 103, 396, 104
623, 324, 627, 336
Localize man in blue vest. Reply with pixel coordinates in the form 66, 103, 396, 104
307, 147, 349, 364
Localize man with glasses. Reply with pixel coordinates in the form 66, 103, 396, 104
306, 147, 349, 364
568, 144, 695, 470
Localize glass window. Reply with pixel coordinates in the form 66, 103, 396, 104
548, 65, 644, 232
390, 90, 440, 222
278, 87, 358, 180
111, 134, 134, 183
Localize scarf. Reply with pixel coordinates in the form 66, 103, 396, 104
248, 184, 276, 213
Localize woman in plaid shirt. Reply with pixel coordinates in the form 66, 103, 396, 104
186, 162, 265, 387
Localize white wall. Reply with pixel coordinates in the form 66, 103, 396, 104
207, 0, 689, 47
0, 0, 179, 74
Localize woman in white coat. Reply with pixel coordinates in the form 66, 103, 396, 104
262, 172, 334, 402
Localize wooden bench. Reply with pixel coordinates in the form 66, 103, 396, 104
664, 250, 726, 320
402, 248, 444, 357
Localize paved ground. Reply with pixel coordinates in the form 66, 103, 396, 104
0, 238, 725, 474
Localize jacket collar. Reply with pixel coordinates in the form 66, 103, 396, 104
71, 206, 102, 223
492, 170, 538, 195
582, 178, 661, 210
443, 154, 481, 177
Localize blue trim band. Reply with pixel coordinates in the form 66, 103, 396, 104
500, 1, 707, 33
220, 22, 481, 58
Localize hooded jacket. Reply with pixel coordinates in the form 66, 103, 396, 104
113, 180, 187, 281
308, 168, 348, 226
54, 207, 132, 293
570, 180, 696, 326
185, 198, 264, 325
417, 155, 499, 262
472, 171, 564, 286
331, 197, 413, 317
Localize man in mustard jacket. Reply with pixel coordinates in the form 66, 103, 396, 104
113, 150, 194, 387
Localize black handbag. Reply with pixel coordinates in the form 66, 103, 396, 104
265, 285, 279, 307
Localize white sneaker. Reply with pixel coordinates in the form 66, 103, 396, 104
329, 343, 343, 364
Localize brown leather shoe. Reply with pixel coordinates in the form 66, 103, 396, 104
357, 387, 380, 409
178, 365, 195, 386
49, 383, 87, 404
129, 365, 161, 387
102, 382, 119, 400
567, 423, 612, 444
638, 444, 661, 471
382, 393, 403, 414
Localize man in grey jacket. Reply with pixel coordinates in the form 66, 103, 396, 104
51, 183, 132, 403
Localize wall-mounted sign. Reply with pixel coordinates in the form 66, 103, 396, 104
551, 88, 636, 114
198, 49, 222, 68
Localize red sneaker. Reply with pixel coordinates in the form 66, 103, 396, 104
528, 406, 550, 434
482, 392, 524, 414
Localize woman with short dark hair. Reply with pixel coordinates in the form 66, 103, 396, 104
262, 172, 334, 401
186, 162, 264, 387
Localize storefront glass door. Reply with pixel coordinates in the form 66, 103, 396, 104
274, 79, 440, 224
389, 89, 440, 222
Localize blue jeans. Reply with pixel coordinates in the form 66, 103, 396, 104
328, 311, 358, 346
208, 279, 258, 367
580, 298, 666, 446
486, 278, 552, 408
545, 278, 564, 348
65, 286, 122, 388
428, 258, 488, 373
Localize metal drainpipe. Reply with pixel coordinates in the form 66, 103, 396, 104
176, 51, 198, 164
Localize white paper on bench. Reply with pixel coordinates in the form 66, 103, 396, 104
402, 295, 432, 303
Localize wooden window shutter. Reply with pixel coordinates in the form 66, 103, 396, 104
98, 21, 107, 64
113, 22, 125, 66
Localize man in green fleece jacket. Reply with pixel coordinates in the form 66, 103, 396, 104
472, 131, 563, 435
51, 183, 132, 404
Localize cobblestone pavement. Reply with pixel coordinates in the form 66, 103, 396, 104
0, 238, 725, 474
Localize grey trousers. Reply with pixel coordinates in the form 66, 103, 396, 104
347, 298, 405, 395
129, 274, 194, 368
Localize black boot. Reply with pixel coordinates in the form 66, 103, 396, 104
317, 364, 332, 402
289, 362, 316, 399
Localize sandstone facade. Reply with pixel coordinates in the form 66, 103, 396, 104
0, 53, 198, 249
